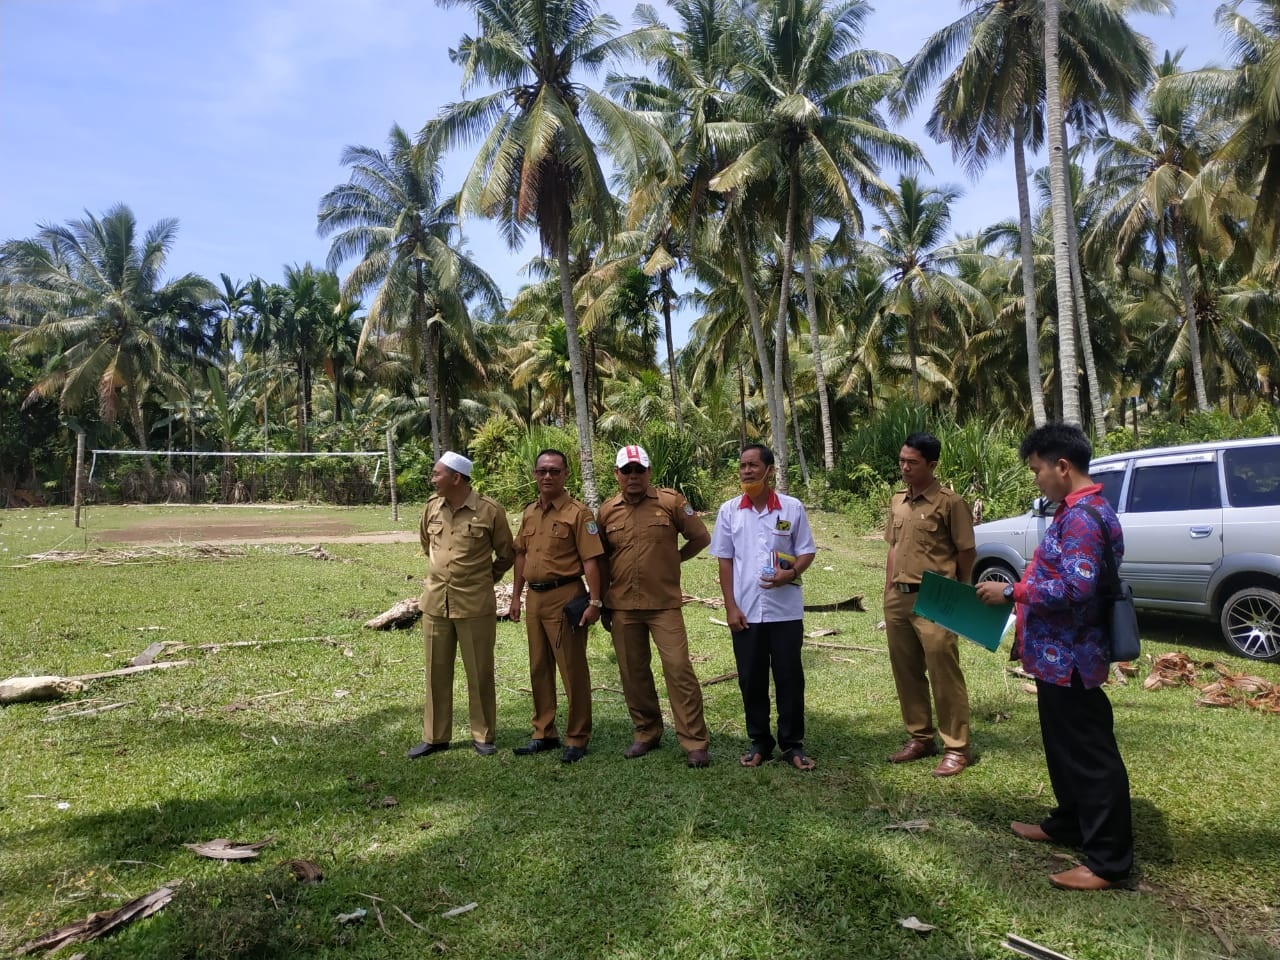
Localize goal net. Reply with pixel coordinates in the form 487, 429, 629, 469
85, 449, 393, 505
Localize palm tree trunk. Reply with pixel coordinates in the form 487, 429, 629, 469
908, 315, 921, 405
737, 353, 748, 449
734, 218, 779, 456
1013, 111, 1048, 426
770, 158, 803, 494
660, 270, 684, 431
556, 241, 599, 510
1059, 118, 1106, 434
1172, 212, 1211, 411
416, 264, 442, 462
1043, 0, 1081, 426
784, 342, 809, 486
801, 238, 834, 471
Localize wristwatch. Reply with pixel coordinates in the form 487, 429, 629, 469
1003, 585, 1015, 601
589, 599, 604, 608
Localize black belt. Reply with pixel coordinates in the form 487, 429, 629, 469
527, 575, 581, 592
894, 582, 920, 594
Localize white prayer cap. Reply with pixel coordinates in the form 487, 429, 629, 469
439, 451, 473, 478
615, 445, 650, 468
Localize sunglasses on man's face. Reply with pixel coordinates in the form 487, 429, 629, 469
618, 464, 647, 475
534, 467, 563, 476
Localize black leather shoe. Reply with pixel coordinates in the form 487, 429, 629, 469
560, 745, 587, 763
473, 741, 497, 756
513, 737, 562, 756
406, 741, 449, 759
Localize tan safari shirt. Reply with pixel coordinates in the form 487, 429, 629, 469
513, 491, 605, 582
419, 489, 516, 618
598, 486, 710, 610
884, 480, 975, 585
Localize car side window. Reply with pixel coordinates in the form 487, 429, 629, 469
1127, 462, 1221, 513
1224, 444, 1280, 507
1096, 471, 1124, 510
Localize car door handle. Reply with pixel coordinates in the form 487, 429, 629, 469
1189, 526, 1214, 539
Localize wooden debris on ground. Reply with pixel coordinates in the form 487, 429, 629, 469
805, 639, 884, 653
44, 699, 132, 721
701, 671, 738, 686
12, 545, 243, 567
291, 545, 338, 561
1001, 932, 1078, 959
282, 859, 324, 884
441, 902, 478, 919
805, 627, 841, 638
898, 916, 936, 933
0, 676, 86, 705
335, 908, 367, 925
364, 598, 422, 630
221, 690, 293, 712
14, 885, 175, 955
1, 661, 189, 707
681, 593, 724, 608
129, 642, 166, 666
884, 819, 931, 832
708, 617, 729, 627
802, 595, 865, 613
1143, 652, 1280, 711
183, 836, 274, 860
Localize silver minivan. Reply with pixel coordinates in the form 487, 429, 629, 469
971, 436, 1280, 661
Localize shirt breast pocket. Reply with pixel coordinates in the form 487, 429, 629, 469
642, 517, 671, 541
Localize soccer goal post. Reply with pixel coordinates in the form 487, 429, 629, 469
81, 448, 395, 509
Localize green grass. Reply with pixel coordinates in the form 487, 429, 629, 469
1, 506, 1278, 959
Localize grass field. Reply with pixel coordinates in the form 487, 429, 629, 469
1, 504, 1277, 959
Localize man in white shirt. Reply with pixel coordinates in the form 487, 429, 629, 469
708, 444, 818, 770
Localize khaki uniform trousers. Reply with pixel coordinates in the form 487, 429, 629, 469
525, 581, 592, 747
883, 588, 971, 752
611, 607, 709, 752
423, 614, 497, 745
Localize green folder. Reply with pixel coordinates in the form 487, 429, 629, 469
911, 570, 1012, 652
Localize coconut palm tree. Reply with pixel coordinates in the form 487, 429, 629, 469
709, 0, 920, 486
1090, 51, 1236, 411
317, 124, 501, 461
426, 0, 669, 508
901, 0, 1167, 429
3, 204, 213, 448
861, 175, 994, 408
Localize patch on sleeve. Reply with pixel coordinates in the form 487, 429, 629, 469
586, 520, 599, 535
683, 504, 694, 515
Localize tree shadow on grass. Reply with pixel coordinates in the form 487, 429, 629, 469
3, 669, 1276, 958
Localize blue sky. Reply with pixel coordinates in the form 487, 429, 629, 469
1, 1, 1224, 346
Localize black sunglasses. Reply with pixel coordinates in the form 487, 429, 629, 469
534, 467, 563, 476
618, 464, 648, 475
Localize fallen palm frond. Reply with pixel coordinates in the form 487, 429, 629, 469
15, 886, 175, 955
1144, 652, 1280, 712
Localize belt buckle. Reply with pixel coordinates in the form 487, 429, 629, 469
897, 582, 912, 593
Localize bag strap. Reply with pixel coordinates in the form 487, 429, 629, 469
1075, 501, 1121, 594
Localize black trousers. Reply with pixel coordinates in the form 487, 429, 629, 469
1036, 673, 1134, 880
732, 619, 805, 755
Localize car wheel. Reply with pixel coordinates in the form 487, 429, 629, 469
1219, 587, 1280, 662
975, 562, 1018, 586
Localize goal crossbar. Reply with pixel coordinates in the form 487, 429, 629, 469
89, 449, 387, 484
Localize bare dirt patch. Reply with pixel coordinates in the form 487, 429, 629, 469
94, 516, 415, 546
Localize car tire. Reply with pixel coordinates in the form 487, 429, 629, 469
974, 561, 1018, 586
1219, 587, 1280, 662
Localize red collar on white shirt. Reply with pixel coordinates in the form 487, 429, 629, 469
738, 490, 782, 512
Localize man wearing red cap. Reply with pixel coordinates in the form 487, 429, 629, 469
597, 444, 713, 767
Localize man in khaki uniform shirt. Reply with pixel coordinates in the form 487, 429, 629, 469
883, 432, 976, 777
409, 451, 515, 759
598, 444, 713, 767
507, 449, 605, 764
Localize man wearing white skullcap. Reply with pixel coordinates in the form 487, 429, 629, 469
409, 452, 515, 759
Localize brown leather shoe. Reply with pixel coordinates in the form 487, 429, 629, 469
623, 739, 661, 759
887, 739, 938, 763
1011, 820, 1053, 843
1049, 865, 1116, 891
685, 749, 711, 768
931, 750, 970, 777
